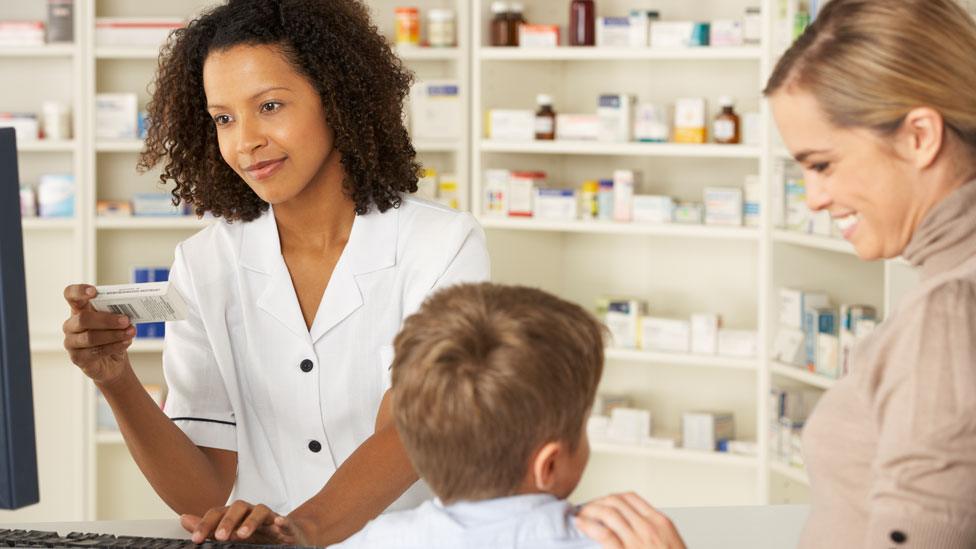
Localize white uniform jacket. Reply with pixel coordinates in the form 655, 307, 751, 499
161, 196, 490, 514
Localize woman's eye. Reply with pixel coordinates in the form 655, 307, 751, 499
261, 102, 282, 113
810, 162, 829, 173
213, 114, 231, 126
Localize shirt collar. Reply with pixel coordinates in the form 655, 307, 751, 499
903, 180, 976, 280
239, 202, 399, 276
435, 494, 566, 527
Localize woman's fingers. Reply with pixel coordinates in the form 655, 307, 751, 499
64, 327, 135, 350
575, 515, 623, 549
63, 284, 96, 312
235, 504, 275, 539
179, 514, 202, 535
213, 500, 254, 541
63, 309, 130, 336
192, 505, 231, 543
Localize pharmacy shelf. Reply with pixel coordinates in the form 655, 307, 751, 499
396, 46, 461, 61
605, 347, 757, 371
773, 229, 856, 256
21, 218, 76, 231
17, 140, 78, 153
29, 337, 65, 354
94, 46, 159, 60
480, 140, 761, 159
479, 47, 762, 61
413, 140, 460, 153
769, 361, 837, 390
95, 140, 143, 153
591, 440, 758, 468
95, 217, 213, 230
95, 431, 125, 445
0, 44, 77, 57
479, 217, 759, 241
769, 460, 810, 486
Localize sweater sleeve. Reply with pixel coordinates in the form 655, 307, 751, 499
867, 280, 976, 548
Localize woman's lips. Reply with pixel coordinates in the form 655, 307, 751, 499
245, 158, 286, 181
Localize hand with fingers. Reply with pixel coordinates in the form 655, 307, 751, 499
576, 492, 687, 549
181, 500, 310, 546
62, 284, 136, 385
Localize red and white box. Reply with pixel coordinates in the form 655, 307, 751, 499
95, 18, 184, 48
0, 21, 46, 47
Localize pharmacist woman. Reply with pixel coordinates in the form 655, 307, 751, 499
580, 1, 976, 548
60, 1, 488, 546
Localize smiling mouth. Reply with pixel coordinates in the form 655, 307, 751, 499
833, 213, 859, 237
244, 157, 286, 180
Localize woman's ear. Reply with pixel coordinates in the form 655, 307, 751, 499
899, 107, 945, 170
531, 441, 562, 492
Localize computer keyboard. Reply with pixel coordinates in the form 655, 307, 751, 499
0, 529, 316, 548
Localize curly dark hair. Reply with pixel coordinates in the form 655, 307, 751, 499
138, 0, 420, 222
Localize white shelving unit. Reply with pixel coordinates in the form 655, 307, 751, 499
479, 139, 761, 158
605, 348, 757, 371
480, 46, 763, 61
591, 441, 759, 468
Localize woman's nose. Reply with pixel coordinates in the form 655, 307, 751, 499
236, 117, 266, 155
804, 176, 832, 212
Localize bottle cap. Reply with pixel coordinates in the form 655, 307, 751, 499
491, 1, 510, 14
510, 2, 525, 13
719, 96, 735, 107
536, 94, 553, 106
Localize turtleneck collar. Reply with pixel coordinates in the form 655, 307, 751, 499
902, 180, 976, 280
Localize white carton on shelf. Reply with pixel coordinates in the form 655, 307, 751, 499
641, 317, 691, 353
95, 17, 184, 47
556, 114, 600, 141
691, 313, 721, 355
534, 189, 577, 221
779, 288, 829, 330
483, 169, 510, 217
410, 80, 461, 141
718, 329, 758, 358
605, 299, 644, 349
37, 174, 75, 218
488, 109, 534, 142
597, 17, 631, 47
607, 407, 653, 444
632, 195, 674, 224
95, 93, 138, 140
0, 114, 39, 142
704, 186, 744, 226
598, 94, 634, 143
682, 411, 735, 451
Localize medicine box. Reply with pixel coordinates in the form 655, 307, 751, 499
612, 169, 639, 222
132, 193, 183, 216
673, 202, 704, 224
0, 21, 45, 47
691, 313, 720, 355
96, 200, 132, 217
641, 317, 691, 353
772, 328, 805, 365
779, 288, 829, 330
744, 175, 761, 227
605, 299, 645, 349
674, 98, 707, 144
597, 17, 631, 47
704, 186, 744, 226
508, 171, 544, 217
804, 306, 836, 371
710, 20, 744, 47
37, 174, 75, 218
94, 17, 183, 47
410, 80, 462, 141
19, 186, 36, 218
598, 94, 634, 143
607, 407, 653, 444
417, 168, 439, 202
132, 267, 170, 338
628, 10, 656, 47
534, 189, 577, 221
483, 169, 509, 217
634, 104, 669, 143
682, 411, 734, 451
650, 21, 709, 48
519, 24, 560, 48
785, 178, 808, 231
96, 93, 138, 140
632, 195, 674, 224
0, 113, 39, 142
438, 174, 459, 210
556, 114, 600, 141
488, 109, 535, 142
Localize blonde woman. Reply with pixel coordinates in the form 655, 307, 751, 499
580, 0, 976, 547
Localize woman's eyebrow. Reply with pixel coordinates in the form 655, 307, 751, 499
794, 148, 831, 162
207, 86, 292, 110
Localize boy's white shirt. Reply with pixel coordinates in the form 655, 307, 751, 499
328, 493, 600, 549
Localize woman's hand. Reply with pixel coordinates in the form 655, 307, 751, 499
576, 492, 687, 549
180, 500, 309, 545
62, 284, 135, 385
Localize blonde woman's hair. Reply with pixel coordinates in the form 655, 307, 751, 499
765, 0, 976, 152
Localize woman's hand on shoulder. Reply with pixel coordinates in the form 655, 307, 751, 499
576, 492, 686, 549
180, 500, 309, 546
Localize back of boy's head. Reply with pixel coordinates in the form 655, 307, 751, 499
391, 283, 606, 504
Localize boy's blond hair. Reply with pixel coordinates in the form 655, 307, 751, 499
391, 283, 605, 504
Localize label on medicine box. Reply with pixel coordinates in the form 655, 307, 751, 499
91, 282, 188, 324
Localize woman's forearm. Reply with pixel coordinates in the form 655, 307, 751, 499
288, 424, 419, 546
98, 364, 237, 515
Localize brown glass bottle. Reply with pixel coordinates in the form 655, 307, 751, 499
490, 2, 511, 47
714, 96, 741, 145
508, 2, 526, 47
569, 0, 596, 46
535, 94, 556, 140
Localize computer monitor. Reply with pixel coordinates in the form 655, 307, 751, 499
0, 127, 40, 509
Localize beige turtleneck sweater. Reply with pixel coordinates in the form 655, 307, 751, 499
798, 181, 976, 549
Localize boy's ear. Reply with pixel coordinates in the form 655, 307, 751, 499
532, 441, 562, 492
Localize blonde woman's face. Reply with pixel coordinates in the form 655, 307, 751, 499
771, 89, 923, 260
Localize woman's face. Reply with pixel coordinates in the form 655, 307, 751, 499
771, 89, 926, 260
203, 44, 338, 206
